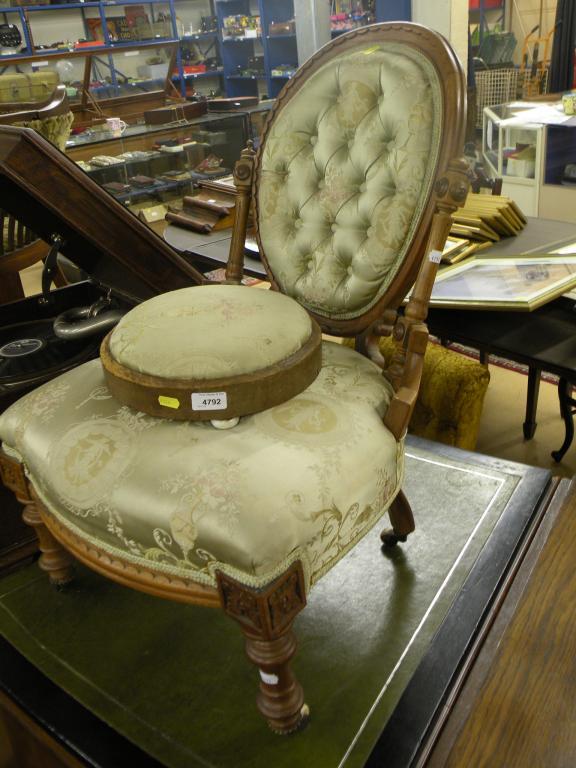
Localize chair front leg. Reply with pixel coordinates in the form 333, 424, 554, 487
0, 451, 74, 586
216, 562, 309, 734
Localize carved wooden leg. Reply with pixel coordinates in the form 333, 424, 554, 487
0, 452, 74, 586
22, 492, 75, 587
216, 562, 309, 734
381, 489, 415, 547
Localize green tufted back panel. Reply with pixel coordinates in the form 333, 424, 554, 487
258, 41, 443, 321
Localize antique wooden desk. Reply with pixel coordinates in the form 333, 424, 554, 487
0, 438, 556, 768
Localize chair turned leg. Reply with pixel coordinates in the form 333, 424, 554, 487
381, 489, 415, 547
0, 451, 74, 587
22, 492, 75, 587
216, 562, 309, 734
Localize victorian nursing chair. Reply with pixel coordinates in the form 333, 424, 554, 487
0, 85, 74, 303
0, 23, 468, 734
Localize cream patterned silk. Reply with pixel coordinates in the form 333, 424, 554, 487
258, 42, 442, 320
0, 343, 403, 593
108, 284, 314, 379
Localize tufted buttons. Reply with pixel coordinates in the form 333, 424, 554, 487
331, 223, 338, 233
317, 178, 325, 190
366, 226, 374, 237
359, 182, 367, 193
310, 134, 318, 146
294, 218, 303, 230
346, 266, 353, 277
307, 259, 314, 271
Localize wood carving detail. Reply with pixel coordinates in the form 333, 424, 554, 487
217, 562, 306, 639
219, 580, 263, 630
268, 570, 306, 634
37, 502, 220, 606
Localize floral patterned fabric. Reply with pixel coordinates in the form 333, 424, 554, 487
258, 42, 442, 320
0, 342, 403, 593
108, 284, 314, 379
14, 112, 74, 152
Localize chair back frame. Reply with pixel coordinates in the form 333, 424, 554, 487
228, 23, 468, 338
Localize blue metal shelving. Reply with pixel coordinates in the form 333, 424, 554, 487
1, 0, 413, 100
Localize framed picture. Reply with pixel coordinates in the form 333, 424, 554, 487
441, 237, 493, 266
429, 255, 576, 311
441, 236, 468, 263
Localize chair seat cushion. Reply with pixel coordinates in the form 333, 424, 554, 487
101, 284, 322, 420
0, 342, 403, 593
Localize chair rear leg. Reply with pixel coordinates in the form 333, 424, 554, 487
381, 489, 415, 547
217, 562, 309, 734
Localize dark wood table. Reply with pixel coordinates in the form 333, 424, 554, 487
428, 296, 576, 460
427, 218, 576, 462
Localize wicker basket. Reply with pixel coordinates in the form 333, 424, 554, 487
474, 67, 518, 128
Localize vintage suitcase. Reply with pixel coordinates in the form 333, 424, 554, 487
0, 74, 31, 103
0, 72, 59, 103
0, 125, 205, 572
28, 71, 59, 99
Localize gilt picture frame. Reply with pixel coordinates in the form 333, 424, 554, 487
429, 255, 576, 311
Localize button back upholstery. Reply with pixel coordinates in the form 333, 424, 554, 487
258, 42, 442, 321
0, 23, 469, 736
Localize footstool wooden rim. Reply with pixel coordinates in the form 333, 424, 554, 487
100, 321, 323, 421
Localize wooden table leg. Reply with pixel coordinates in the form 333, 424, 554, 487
552, 377, 576, 463
523, 366, 541, 440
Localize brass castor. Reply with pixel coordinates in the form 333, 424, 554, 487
271, 703, 310, 735
380, 529, 408, 547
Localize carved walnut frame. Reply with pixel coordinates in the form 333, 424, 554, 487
0, 23, 468, 736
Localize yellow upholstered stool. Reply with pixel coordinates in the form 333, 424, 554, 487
345, 337, 490, 451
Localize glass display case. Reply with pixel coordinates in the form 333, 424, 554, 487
0, 42, 178, 112
66, 111, 242, 216
482, 102, 544, 216
483, 101, 576, 221
65, 101, 273, 220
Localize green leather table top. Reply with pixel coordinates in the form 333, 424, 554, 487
0, 441, 537, 768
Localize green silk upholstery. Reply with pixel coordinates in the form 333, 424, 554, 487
0, 342, 402, 593
258, 42, 442, 320
109, 284, 314, 379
